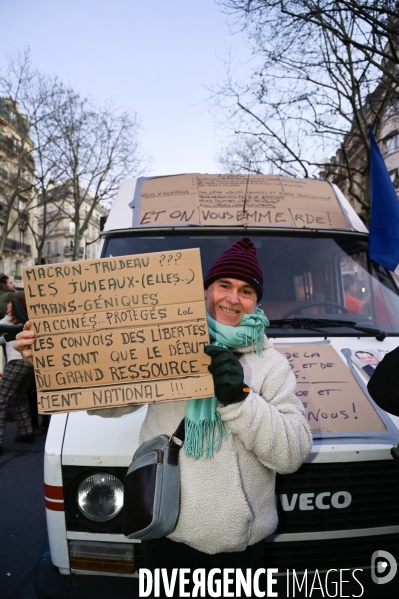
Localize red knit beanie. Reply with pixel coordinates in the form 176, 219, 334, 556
204, 238, 263, 300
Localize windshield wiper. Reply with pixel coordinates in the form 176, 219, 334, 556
268, 318, 386, 341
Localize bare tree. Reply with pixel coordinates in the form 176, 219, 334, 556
219, 1, 399, 87
211, 0, 399, 221
0, 49, 149, 263
0, 97, 33, 257
48, 86, 147, 260
0, 51, 71, 263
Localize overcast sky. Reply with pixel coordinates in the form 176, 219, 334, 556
1, 0, 252, 177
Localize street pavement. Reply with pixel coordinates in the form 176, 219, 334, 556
0, 420, 47, 599
0, 421, 140, 599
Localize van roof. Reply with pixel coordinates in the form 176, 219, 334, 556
104, 174, 368, 234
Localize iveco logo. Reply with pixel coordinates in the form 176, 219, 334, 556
279, 491, 352, 511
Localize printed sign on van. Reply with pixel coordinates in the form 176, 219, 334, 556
349, 348, 389, 380
23, 249, 214, 413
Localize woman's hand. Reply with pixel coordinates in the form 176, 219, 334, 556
14, 321, 35, 364
205, 345, 250, 405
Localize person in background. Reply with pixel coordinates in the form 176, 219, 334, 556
1, 292, 48, 436
14, 238, 312, 592
0, 274, 23, 319
0, 297, 34, 456
343, 273, 370, 314
28, 375, 50, 436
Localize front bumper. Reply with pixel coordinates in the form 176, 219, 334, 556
34, 539, 140, 599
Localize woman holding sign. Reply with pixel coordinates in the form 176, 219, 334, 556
15, 238, 312, 591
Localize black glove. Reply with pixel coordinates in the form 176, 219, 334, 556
0, 323, 23, 342
205, 345, 250, 405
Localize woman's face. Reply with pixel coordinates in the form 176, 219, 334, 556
5, 278, 16, 291
205, 278, 257, 327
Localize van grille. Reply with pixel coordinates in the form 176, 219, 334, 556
264, 533, 399, 571
275, 460, 399, 533
64, 460, 399, 541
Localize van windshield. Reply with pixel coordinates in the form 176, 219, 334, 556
102, 232, 399, 336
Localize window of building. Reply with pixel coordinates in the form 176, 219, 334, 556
389, 169, 399, 189
385, 134, 399, 154
386, 98, 399, 117
15, 261, 22, 281
55, 240, 59, 255
47, 241, 51, 256
10, 137, 18, 152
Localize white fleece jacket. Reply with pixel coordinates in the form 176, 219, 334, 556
90, 335, 312, 554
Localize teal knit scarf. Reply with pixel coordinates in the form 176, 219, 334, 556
184, 307, 269, 459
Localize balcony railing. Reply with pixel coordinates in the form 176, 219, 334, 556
18, 211, 30, 223
0, 236, 31, 253
89, 215, 101, 226
64, 246, 84, 257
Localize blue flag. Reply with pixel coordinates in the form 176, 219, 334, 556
368, 124, 399, 273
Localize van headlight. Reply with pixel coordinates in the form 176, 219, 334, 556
76, 473, 124, 522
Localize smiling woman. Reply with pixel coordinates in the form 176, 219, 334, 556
203, 238, 261, 326
14, 235, 312, 589
87, 236, 310, 582
205, 278, 257, 326
203, 237, 264, 302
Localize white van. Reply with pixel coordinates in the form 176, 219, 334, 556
36, 174, 399, 596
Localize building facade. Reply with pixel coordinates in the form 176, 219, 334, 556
321, 93, 399, 222
0, 97, 37, 287
382, 98, 399, 192
38, 182, 106, 265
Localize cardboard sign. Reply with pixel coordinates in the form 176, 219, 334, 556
22, 249, 214, 413
136, 174, 350, 230
275, 343, 386, 434
37, 377, 214, 413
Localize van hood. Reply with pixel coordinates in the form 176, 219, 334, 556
61, 405, 147, 467
60, 336, 399, 466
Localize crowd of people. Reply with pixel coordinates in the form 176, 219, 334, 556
0, 274, 48, 456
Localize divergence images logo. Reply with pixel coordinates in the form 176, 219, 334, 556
371, 550, 397, 585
